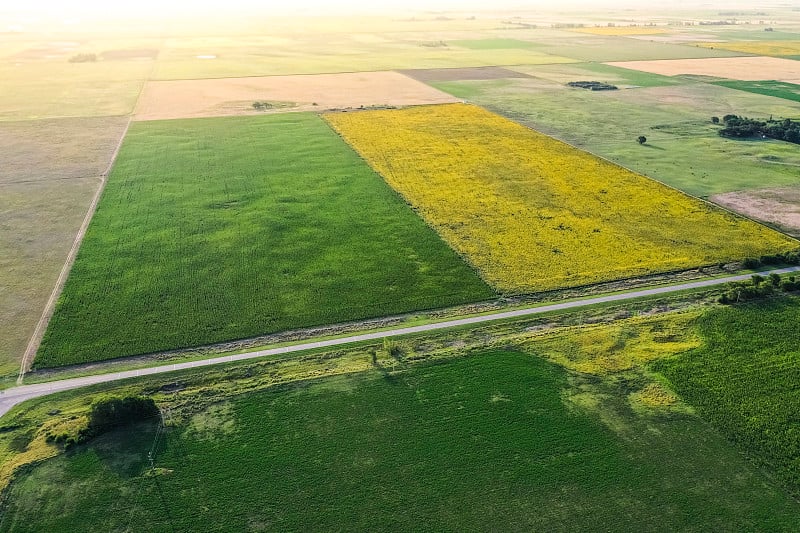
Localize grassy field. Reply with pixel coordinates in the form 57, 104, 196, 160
35, 113, 492, 368
532, 34, 741, 63
0, 61, 150, 121
0, 116, 129, 381
511, 61, 683, 87
3, 350, 800, 531
449, 38, 542, 50
326, 103, 797, 293
431, 75, 800, 197
152, 32, 575, 80
0, 179, 100, 382
712, 80, 800, 103
655, 297, 800, 498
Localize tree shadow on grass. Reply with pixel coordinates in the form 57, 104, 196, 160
72, 420, 166, 479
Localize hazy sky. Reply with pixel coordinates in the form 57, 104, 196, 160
3, 0, 748, 17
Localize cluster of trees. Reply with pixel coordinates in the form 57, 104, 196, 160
567, 81, 618, 91
741, 250, 800, 269
719, 273, 800, 304
716, 114, 800, 144
46, 396, 159, 448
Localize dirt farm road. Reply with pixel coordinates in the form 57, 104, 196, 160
2, 265, 800, 418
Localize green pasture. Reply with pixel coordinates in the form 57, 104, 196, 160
532, 34, 743, 62
3, 351, 799, 531
656, 297, 800, 498
434, 76, 800, 196
699, 29, 800, 42
712, 80, 800, 103
152, 33, 574, 79
0, 61, 150, 120
450, 38, 542, 50
35, 113, 492, 367
514, 61, 682, 87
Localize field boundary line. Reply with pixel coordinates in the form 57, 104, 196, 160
17, 117, 132, 383
4, 265, 800, 416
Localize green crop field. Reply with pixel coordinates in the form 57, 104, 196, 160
655, 297, 800, 498
3, 351, 799, 531
512, 61, 683, 87
433, 75, 800, 197
449, 38, 542, 50
712, 80, 800, 103
35, 113, 493, 368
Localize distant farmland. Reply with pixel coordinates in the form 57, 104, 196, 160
326, 103, 798, 293
134, 71, 460, 121
35, 113, 492, 367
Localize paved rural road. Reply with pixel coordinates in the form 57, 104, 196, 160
2, 265, 800, 419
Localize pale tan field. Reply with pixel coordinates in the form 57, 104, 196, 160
0, 117, 128, 380
712, 187, 800, 238
134, 71, 459, 120
607, 56, 800, 81
571, 27, 667, 36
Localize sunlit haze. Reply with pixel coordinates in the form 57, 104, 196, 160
1, 0, 754, 18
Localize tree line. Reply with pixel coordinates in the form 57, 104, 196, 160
716, 114, 800, 144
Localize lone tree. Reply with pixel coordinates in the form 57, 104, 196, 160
637, 135, 647, 145
711, 116, 720, 124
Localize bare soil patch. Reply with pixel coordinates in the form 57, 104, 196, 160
134, 71, 459, 121
712, 187, 800, 237
397, 66, 532, 83
0, 116, 129, 183
607, 56, 800, 81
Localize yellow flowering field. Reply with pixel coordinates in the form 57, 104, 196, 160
324, 103, 798, 293
696, 40, 800, 57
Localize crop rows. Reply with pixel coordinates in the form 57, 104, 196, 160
655, 297, 800, 497
35, 113, 492, 367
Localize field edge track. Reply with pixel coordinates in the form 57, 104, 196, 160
17, 118, 132, 383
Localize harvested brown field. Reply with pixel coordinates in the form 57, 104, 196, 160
0, 116, 129, 183
0, 116, 127, 379
134, 71, 459, 121
607, 56, 800, 81
712, 187, 800, 237
0, 178, 100, 380
397, 66, 531, 83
